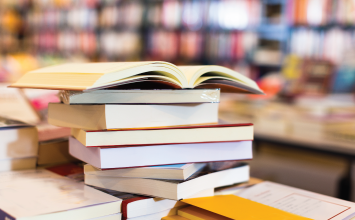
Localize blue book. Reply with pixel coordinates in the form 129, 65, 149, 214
332, 66, 355, 93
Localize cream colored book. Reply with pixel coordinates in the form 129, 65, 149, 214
48, 102, 218, 130
59, 89, 220, 104
10, 62, 263, 94
85, 164, 249, 200
71, 123, 254, 147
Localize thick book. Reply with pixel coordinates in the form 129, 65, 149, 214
69, 137, 252, 169
10, 62, 263, 94
0, 116, 38, 160
59, 89, 220, 104
85, 163, 249, 200
49, 102, 218, 130
84, 163, 207, 180
71, 123, 253, 147
0, 169, 121, 220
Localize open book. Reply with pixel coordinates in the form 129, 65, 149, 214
10, 61, 263, 94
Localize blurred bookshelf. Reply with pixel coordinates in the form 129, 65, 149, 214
0, 0, 355, 95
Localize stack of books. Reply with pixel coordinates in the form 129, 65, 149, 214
10, 61, 263, 219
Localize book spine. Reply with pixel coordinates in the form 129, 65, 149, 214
121, 197, 150, 218
0, 209, 15, 220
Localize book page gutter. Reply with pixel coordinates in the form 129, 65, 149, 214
237, 182, 354, 220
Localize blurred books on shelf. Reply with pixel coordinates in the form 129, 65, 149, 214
0, 116, 38, 171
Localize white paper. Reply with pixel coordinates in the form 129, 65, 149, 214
0, 169, 120, 218
238, 181, 355, 220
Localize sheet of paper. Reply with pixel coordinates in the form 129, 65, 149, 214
238, 181, 355, 220
0, 169, 120, 218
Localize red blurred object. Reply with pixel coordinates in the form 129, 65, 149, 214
250, 73, 284, 99
46, 163, 83, 177
31, 93, 60, 111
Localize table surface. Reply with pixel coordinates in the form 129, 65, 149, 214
254, 128, 355, 157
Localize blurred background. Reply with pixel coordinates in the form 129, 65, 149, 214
1, 0, 355, 201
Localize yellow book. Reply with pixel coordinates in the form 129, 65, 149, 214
162, 216, 190, 220
182, 195, 311, 220
178, 206, 232, 220
10, 62, 263, 94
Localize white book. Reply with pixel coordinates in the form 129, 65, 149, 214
238, 181, 355, 220
49, 102, 218, 130
0, 169, 121, 220
84, 163, 206, 180
59, 89, 220, 104
93, 187, 211, 219
0, 116, 38, 160
71, 123, 253, 147
85, 164, 249, 200
70, 137, 253, 169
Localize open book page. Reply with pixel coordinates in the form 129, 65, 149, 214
11, 61, 186, 90
11, 61, 262, 93
237, 181, 355, 220
27, 62, 153, 74
177, 65, 262, 93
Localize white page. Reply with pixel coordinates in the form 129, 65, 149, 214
238, 181, 355, 220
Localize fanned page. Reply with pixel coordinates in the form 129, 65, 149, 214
10, 61, 187, 90
178, 66, 263, 94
